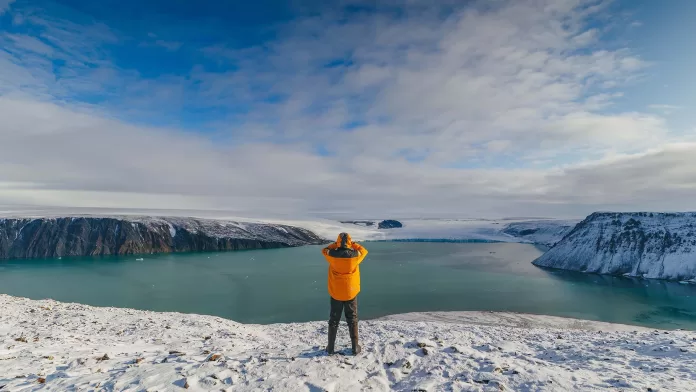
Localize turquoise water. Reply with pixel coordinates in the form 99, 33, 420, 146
1, 242, 696, 329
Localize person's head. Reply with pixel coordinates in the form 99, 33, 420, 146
335, 232, 353, 249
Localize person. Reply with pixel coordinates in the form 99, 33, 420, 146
322, 232, 368, 356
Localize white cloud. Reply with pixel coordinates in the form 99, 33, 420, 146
573, 28, 599, 46
545, 144, 696, 208
191, 0, 654, 166
648, 104, 682, 115
0, 0, 692, 218
485, 140, 512, 153
0, 0, 15, 15
154, 40, 182, 51
3, 34, 54, 55
1, 95, 693, 218
139, 38, 183, 52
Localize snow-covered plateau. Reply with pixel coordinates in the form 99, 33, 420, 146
533, 212, 696, 281
1, 295, 695, 391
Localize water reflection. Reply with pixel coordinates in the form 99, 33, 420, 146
536, 267, 696, 328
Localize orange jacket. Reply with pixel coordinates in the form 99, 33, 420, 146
322, 233, 368, 301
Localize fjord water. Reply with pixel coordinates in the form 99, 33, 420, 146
1, 242, 695, 329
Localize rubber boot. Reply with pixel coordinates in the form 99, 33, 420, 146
349, 322, 361, 356
326, 324, 338, 355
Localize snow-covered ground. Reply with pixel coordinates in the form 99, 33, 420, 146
2, 295, 695, 391
377, 312, 650, 332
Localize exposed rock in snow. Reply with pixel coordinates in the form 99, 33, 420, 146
339, 220, 376, 227
502, 220, 578, 247
339, 220, 404, 229
1, 295, 694, 391
377, 220, 403, 229
533, 212, 696, 280
0, 216, 324, 260
338, 219, 404, 230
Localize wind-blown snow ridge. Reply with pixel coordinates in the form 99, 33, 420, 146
377, 312, 650, 332
533, 212, 696, 280
1, 295, 695, 391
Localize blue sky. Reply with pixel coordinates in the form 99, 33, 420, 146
608, 0, 695, 132
0, 0, 695, 218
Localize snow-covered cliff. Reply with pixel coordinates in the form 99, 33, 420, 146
0, 216, 324, 259
533, 212, 696, 281
502, 220, 578, 247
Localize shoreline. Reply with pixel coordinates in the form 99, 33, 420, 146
0, 293, 671, 332
0, 293, 676, 333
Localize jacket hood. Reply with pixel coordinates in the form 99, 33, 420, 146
335, 232, 353, 248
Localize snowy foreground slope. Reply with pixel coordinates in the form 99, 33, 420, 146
533, 212, 696, 281
2, 296, 696, 391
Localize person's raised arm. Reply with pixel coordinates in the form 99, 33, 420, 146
322, 242, 338, 259
352, 242, 368, 263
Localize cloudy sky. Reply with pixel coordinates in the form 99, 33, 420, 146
0, 0, 694, 219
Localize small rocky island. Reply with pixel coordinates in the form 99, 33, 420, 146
378, 220, 403, 229
340, 219, 403, 229
0, 216, 324, 260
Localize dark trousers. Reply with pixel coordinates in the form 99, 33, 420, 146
329, 296, 358, 328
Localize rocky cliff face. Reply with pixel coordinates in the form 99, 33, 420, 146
532, 212, 696, 280
0, 216, 325, 260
